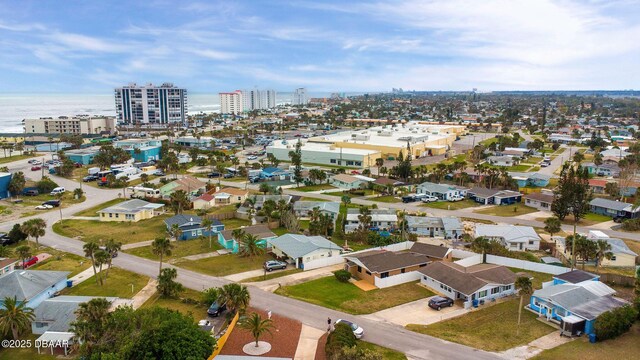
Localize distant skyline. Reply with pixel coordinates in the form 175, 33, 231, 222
0, 0, 639, 93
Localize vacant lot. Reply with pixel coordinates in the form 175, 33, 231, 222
220, 218, 251, 229
421, 199, 477, 210
125, 238, 222, 260
406, 299, 555, 351
30, 251, 91, 277
52, 215, 169, 244
295, 183, 337, 192
275, 277, 434, 315
62, 267, 149, 298
142, 287, 207, 319
74, 198, 126, 217
174, 253, 272, 277
533, 325, 640, 360
475, 204, 538, 217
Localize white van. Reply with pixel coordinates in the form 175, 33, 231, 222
50, 187, 66, 196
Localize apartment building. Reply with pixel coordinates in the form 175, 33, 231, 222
114, 83, 187, 125
24, 116, 115, 135
219, 90, 244, 115
293, 87, 308, 105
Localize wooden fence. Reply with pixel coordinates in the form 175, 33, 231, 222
207, 212, 236, 220
600, 273, 637, 287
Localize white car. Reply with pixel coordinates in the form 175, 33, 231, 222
421, 196, 439, 203
247, 155, 258, 160
448, 195, 465, 202
35, 204, 53, 210
335, 319, 364, 339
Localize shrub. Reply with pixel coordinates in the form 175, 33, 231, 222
36, 176, 58, 193
326, 322, 356, 358
594, 305, 638, 340
334, 270, 351, 283
621, 218, 640, 231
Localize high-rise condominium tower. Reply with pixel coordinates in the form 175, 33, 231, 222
115, 83, 187, 125
292, 88, 308, 105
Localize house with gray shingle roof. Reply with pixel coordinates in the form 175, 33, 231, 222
475, 224, 541, 251
416, 182, 468, 201
98, 199, 165, 222
164, 214, 224, 240
268, 234, 343, 270
406, 216, 463, 239
293, 201, 340, 224
0, 270, 70, 309
589, 197, 640, 219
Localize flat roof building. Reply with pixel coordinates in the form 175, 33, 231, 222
24, 116, 115, 135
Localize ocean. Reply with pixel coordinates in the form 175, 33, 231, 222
0, 92, 331, 134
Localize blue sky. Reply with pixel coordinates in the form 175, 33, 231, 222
0, 0, 639, 93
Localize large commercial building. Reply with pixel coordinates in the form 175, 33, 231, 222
114, 139, 162, 162
114, 83, 187, 125
24, 116, 115, 135
242, 89, 276, 111
219, 90, 244, 115
292, 88, 308, 105
267, 122, 465, 168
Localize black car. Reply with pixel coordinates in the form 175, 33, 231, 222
207, 172, 221, 178
207, 301, 227, 317
223, 173, 233, 179
428, 296, 454, 310
402, 195, 416, 203
98, 180, 109, 187
42, 200, 61, 207
613, 217, 626, 223
83, 175, 98, 182
22, 188, 39, 196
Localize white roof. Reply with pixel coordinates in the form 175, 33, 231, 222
578, 280, 616, 297
36, 331, 74, 344
268, 140, 379, 155
475, 225, 541, 243
587, 230, 609, 239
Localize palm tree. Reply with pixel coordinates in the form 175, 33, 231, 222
0, 245, 12, 258
0, 296, 35, 339
168, 223, 183, 241
71, 298, 111, 352
594, 239, 614, 273
238, 234, 265, 258
375, 158, 384, 177
21, 218, 46, 249
218, 283, 251, 315
15, 245, 32, 269
152, 237, 173, 276
515, 276, 533, 335
238, 312, 275, 348
202, 218, 214, 249
93, 249, 110, 285
103, 239, 122, 279
83, 241, 100, 284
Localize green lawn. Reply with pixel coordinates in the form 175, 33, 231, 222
62, 267, 149, 298
300, 196, 329, 201
357, 341, 407, 360
275, 277, 434, 315
421, 199, 477, 210
543, 212, 613, 226
325, 189, 375, 198
52, 215, 169, 244
295, 183, 337, 192
125, 237, 222, 260
507, 267, 553, 290
30, 251, 91, 277
0, 153, 37, 164
0, 333, 58, 360
406, 299, 556, 351
73, 198, 126, 217
141, 287, 208, 319
174, 253, 272, 277
507, 164, 534, 172
207, 203, 238, 214
271, 227, 289, 236
221, 218, 251, 229
12, 191, 86, 217
532, 324, 640, 360
475, 204, 538, 217
242, 268, 302, 282
370, 195, 401, 203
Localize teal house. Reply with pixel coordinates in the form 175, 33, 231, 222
217, 224, 276, 253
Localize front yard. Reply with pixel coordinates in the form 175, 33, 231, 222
537, 213, 612, 226
73, 198, 126, 217
29, 250, 91, 277
406, 299, 556, 352
475, 204, 538, 217
532, 324, 640, 360
61, 267, 149, 298
173, 253, 272, 277
52, 215, 169, 244
141, 287, 207, 318
295, 183, 337, 192
220, 218, 251, 229
421, 199, 477, 210
370, 195, 401, 203
125, 237, 223, 260
275, 276, 434, 315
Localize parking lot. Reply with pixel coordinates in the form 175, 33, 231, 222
362, 294, 467, 326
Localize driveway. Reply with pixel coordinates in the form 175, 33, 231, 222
361, 295, 467, 327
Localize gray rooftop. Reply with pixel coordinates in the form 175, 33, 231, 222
589, 197, 632, 212
268, 234, 338, 258
34, 296, 117, 332
475, 225, 540, 243
533, 282, 626, 320
417, 181, 459, 194
293, 201, 340, 214
0, 270, 70, 302
98, 199, 164, 214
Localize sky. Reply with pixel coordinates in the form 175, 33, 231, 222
0, 0, 639, 93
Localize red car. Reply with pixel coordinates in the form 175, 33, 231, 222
23, 256, 38, 268
31, 166, 41, 171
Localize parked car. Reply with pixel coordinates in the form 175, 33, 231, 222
35, 204, 53, 210
223, 173, 233, 178
421, 196, 439, 203
23, 256, 38, 268
50, 187, 66, 196
448, 195, 464, 202
207, 301, 227, 317
42, 200, 61, 207
23, 188, 39, 196
428, 296, 454, 310
31, 166, 41, 171
247, 155, 258, 160
540, 162, 549, 167
335, 319, 364, 339
613, 217, 625, 223
263, 260, 287, 272
83, 175, 98, 182
402, 195, 417, 203
207, 172, 221, 178
154, 170, 165, 176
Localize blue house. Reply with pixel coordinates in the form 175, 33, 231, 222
0, 172, 11, 198
164, 214, 224, 240
217, 224, 276, 253
260, 167, 291, 180
589, 198, 640, 219
114, 139, 162, 162
529, 270, 627, 336
64, 147, 100, 165
0, 270, 70, 310
509, 172, 551, 188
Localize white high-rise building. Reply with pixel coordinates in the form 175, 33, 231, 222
242, 89, 277, 111
114, 83, 187, 125
219, 90, 244, 115
292, 88, 308, 105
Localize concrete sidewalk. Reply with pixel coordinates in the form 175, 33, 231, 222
225, 268, 265, 282
248, 264, 343, 292
181, 249, 230, 261
498, 330, 573, 359
68, 266, 98, 286
293, 324, 325, 360
131, 279, 158, 309
122, 239, 161, 250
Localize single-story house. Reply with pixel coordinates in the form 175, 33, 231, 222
529, 278, 627, 335
585, 231, 637, 267
524, 191, 554, 211
486, 155, 518, 167
268, 234, 343, 270
599, 148, 630, 160
293, 201, 340, 224
159, 175, 207, 198
217, 224, 277, 253
588, 179, 610, 194
164, 214, 224, 240
64, 147, 100, 165
416, 181, 468, 201
406, 216, 464, 239
0, 257, 19, 276
98, 199, 165, 222
509, 172, 551, 188
583, 162, 620, 177
498, 147, 531, 157
236, 194, 295, 217
209, 187, 249, 207
329, 174, 372, 190
468, 187, 522, 205
419, 262, 516, 308
373, 177, 405, 187
475, 224, 541, 251
261, 167, 292, 180
589, 198, 640, 219
553, 269, 599, 285
0, 270, 70, 309
192, 193, 216, 210
345, 208, 398, 233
